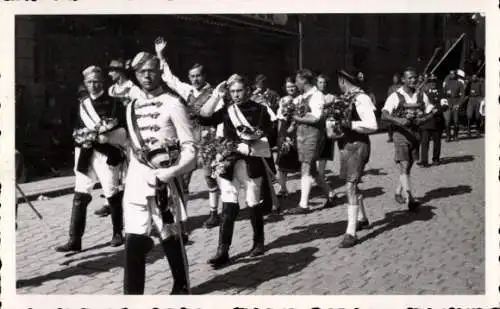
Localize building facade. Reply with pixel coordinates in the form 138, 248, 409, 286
15, 13, 484, 179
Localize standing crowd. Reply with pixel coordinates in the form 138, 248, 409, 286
45, 37, 484, 295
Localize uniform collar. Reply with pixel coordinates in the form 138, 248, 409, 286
90, 91, 104, 100
139, 86, 165, 99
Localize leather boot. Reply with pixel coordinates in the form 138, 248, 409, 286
162, 236, 189, 295
207, 202, 239, 266
248, 205, 265, 257
108, 191, 124, 247
203, 210, 220, 229
55, 192, 92, 252
123, 234, 154, 295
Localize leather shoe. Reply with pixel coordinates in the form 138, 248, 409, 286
339, 234, 357, 248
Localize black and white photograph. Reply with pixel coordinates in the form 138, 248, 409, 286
1, 5, 495, 308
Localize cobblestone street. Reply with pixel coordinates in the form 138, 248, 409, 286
15, 132, 485, 295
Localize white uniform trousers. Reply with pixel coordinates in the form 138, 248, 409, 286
123, 188, 187, 239
218, 159, 262, 207
74, 147, 121, 198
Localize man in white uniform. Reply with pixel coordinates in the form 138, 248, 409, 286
121, 51, 196, 295
55, 66, 127, 252
155, 37, 221, 229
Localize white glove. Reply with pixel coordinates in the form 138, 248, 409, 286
236, 143, 250, 155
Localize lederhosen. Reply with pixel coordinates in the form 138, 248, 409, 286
392, 92, 425, 163
338, 95, 371, 183
296, 94, 325, 168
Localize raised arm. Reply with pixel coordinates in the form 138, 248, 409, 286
199, 81, 227, 118
155, 37, 193, 101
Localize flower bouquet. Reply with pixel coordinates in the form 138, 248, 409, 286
73, 127, 98, 148
280, 98, 296, 119
324, 93, 356, 139
294, 97, 309, 117
198, 135, 237, 178
73, 118, 119, 148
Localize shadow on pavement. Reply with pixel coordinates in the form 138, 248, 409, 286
17, 243, 170, 289
438, 155, 474, 165
191, 247, 319, 294
418, 185, 472, 204
266, 221, 346, 251
364, 168, 389, 176
357, 205, 437, 245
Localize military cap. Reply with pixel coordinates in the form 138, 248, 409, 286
108, 59, 126, 71
131, 52, 158, 71
82, 65, 103, 78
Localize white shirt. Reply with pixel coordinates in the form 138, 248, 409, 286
293, 86, 324, 120
383, 87, 434, 115
161, 61, 210, 101
351, 93, 378, 134
108, 79, 141, 101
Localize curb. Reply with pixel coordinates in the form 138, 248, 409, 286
17, 182, 102, 204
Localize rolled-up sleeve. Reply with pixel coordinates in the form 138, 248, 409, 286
351, 94, 378, 134
308, 92, 324, 119
161, 61, 193, 101
382, 92, 398, 115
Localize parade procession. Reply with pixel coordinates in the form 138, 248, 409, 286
14, 14, 486, 296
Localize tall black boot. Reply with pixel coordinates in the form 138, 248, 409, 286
108, 191, 124, 247
162, 236, 189, 295
123, 234, 154, 295
55, 192, 92, 252
248, 205, 265, 257
207, 202, 239, 267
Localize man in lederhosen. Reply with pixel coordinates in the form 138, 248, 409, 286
199, 74, 275, 267
287, 69, 337, 215
121, 51, 196, 294
382, 67, 436, 212
335, 70, 378, 248
154, 37, 221, 229
94, 59, 141, 218
466, 74, 484, 137
55, 66, 126, 252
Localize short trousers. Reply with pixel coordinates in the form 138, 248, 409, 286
339, 140, 370, 183
393, 131, 420, 163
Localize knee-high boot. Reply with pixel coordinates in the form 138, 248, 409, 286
123, 234, 154, 295
249, 204, 265, 257
108, 191, 124, 247
162, 236, 189, 294
207, 202, 239, 266
55, 192, 92, 252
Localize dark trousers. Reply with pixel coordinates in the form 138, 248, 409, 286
420, 129, 442, 163
387, 125, 394, 141
443, 107, 460, 138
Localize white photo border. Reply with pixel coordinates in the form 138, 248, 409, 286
1, 0, 498, 308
